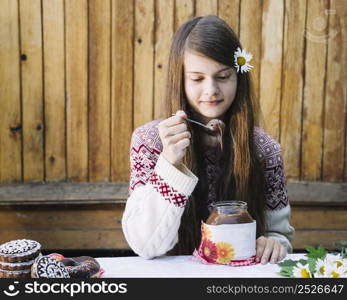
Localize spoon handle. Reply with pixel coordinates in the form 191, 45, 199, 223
185, 118, 208, 129
171, 113, 213, 132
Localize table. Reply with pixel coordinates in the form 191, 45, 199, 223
96, 253, 306, 278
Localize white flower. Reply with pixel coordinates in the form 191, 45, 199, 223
324, 264, 345, 278
313, 254, 347, 278
292, 263, 312, 278
314, 258, 328, 277
233, 47, 253, 74
325, 254, 345, 269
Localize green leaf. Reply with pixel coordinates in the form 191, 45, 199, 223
298, 259, 308, 265
304, 245, 327, 260
278, 259, 308, 278
278, 259, 299, 268
278, 259, 308, 268
307, 257, 316, 274
278, 266, 294, 277
305, 246, 316, 253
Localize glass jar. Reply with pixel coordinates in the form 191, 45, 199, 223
206, 201, 253, 225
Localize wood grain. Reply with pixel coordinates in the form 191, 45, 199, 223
239, 0, 262, 109
259, 0, 284, 141
88, 0, 111, 182
0, 230, 129, 250
42, 0, 66, 181
0, 181, 346, 205
301, 0, 328, 180
174, 0, 194, 32
322, 0, 347, 181
154, 0, 174, 119
0, 206, 124, 230
280, 0, 306, 180
218, 0, 240, 36
0, 182, 128, 204
134, 0, 155, 128
0, 0, 21, 182
20, 0, 44, 181
111, 0, 134, 181
287, 181, 347, 205
195, 0, 217, 16
292, 230, 347, 250
291, 207, 347, 230
65, 0, 88, 181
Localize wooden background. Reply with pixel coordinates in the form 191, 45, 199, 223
1, 0, 346, 184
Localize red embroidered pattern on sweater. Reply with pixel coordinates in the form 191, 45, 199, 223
129, 120, 162, 196
129, 120, 187, 207
149, 171, 187, 207
129, 143, 159, 196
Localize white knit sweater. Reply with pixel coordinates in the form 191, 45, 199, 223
122, 119, 295, 259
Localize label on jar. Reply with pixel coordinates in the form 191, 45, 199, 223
199, 220, 256, 263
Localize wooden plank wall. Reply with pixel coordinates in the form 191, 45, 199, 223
0, 0, 346, 184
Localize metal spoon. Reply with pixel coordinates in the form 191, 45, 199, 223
172, 114, 215, 133
185, 118, 208, 129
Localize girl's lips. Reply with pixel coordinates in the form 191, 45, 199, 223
201, 100, 224, 106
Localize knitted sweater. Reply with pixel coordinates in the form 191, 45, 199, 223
122, 119, 295, 259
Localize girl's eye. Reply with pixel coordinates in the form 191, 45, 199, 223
191, 78, 203, 82
217, 75, 230, 80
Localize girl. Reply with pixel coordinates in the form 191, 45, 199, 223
122, 15, 294, 265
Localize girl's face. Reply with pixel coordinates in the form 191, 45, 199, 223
184, 50, 237, 123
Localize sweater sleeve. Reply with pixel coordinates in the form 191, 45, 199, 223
122, 128, 198, 259
255, 128, 295, 253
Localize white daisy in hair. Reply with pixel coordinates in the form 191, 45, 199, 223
292, 262, 312, 278
234, 47, 253, 73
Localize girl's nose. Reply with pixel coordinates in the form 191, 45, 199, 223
202, 78, 219, 99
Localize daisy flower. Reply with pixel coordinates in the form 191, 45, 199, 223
292, 263, 312, 278
324, 264, 345, 278
325, 253, 345, 268
234, 47, 253, 74
216, 242, 235, 265
314, 258, 328, 277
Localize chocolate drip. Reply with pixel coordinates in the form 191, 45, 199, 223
205, 119, 225, 151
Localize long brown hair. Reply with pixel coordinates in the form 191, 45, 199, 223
164, 15, 266, 255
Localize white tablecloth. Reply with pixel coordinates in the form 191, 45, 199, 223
96, 253, 306, 278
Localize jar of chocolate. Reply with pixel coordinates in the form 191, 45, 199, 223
198, 200, 257, 264
206, 201, 253, 225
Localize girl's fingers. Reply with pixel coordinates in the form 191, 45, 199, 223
174, 138, 190, 150
279, 245, 287, 261
269, 242, 281, 264
161, 123, 188, 138
158, 111, 187, 128
256, 236, 266, 262
158, 116, 181, 128
166, 131, 191, 145
260, 238, 275, 264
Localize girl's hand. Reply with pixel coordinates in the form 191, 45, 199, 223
256, 236, 287, 264
157, 110, 191, 166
